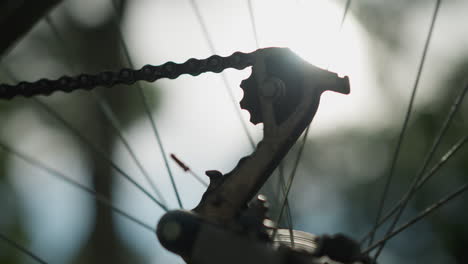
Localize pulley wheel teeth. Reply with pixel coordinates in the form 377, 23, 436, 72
239, 96, 262, 125
239, 98, 247, 109
239, 75, 263, 125
249, 114, 262, 125
239, 79, 248, 88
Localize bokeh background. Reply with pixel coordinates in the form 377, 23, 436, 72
0, 0, 467, 263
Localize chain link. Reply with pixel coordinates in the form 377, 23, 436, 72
0, 51, 256, 100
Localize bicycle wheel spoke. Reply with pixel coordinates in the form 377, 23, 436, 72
0, 232, 48, 264
361, 134, 468, 243
286, 204, 295, 247
93, 93, 168, 204
189, 0, 256, 148
245, 0, 295, 236
363, 80, 468, 245
44, 15, 76, 72
44, 15, 168, 207
416, 136, 468, 188
369, 0, 442, 251
339, 0, 352, 31
363, 182, 468, 255
110, 0, 183, 209
0, 141, 155, 233
34, 98, 167, 211
272, 0, 353, 236
245, 0, 294, 237
170, 154, 208, 187
272, 125, 310, 238
271, 0, 352, 231
247, 0, 260, 48
278, 164, 295, 247
1, 68, 166, 210
325, 0, 352, 70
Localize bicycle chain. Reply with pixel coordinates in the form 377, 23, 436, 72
0, 51, 255, 99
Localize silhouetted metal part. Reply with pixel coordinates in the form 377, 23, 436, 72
165, 47, 349, 264
272, 230, 373, 264
240, 50, 304, 125
156, 210, 284, 264
313, 234, 373, 264
157, 210, 372, 264
157, 210, 331, 264
238, 194, 272, 241
204, 170, 223, 192
193, 48, 349, 225
240, 49, 349, 124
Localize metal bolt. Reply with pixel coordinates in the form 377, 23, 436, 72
261, 77, 285, 98
161, 221, 182, 242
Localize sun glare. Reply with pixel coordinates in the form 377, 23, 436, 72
119, 1, 381, 262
